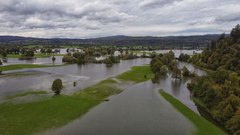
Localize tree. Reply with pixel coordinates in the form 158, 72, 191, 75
105, 58, 113, 67
24, 50, 35, 57
182, 66, 191, 77
2, 51, 8, 57
218, 33, 225, 41
159, 65, 168, 76
179, 53, 190, 62
223, 104, 234, 120
230, 24, 240, 42
151, 60, 163, 73
225, 108, 240, 133
172, 65, 181, 79
212, 68, 229, 84
47, 48, 52, 54
52, 79, 63, 95
0, 59, 2, 65
229, 72, 239, 87
52, 56, 56, 65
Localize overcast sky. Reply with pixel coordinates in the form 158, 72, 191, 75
0, 0, 239, 38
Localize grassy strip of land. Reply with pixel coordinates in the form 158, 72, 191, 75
0, 79, 122, 135
0, 64, 64, 71
117, 65, 154, 83
159, 90, 226, 135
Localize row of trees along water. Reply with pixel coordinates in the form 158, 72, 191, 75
0, 44, 159, 67
150, 51, 196, 83
61, 47, 156, 67
177, 24, 240, 134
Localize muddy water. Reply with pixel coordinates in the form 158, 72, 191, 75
0, 56, 207, 135
0, 58, 151, 100
42, 81, 196, 135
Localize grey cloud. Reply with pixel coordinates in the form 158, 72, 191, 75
215, 13, 240, 23
0, 0, 240, 38
139, 0, 182, 9
0, 0, 131, 30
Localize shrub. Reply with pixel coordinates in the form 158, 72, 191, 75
52, 79, 63, 95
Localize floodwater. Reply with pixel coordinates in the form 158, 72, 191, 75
42, 81, 195, 135
0, 58, 151, 100
145, 50, 202, 57
1, 56, 63, 66
0, 52, 207, 135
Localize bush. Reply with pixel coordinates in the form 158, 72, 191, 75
179, 53, 190, 62
105, 58, 113, 67
62, 55, 77, 63
52, 79, 63, 95
182, 66, 191, 77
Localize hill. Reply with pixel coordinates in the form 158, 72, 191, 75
0, 35, 220, 48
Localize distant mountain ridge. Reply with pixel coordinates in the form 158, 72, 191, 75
0, 34, 221, 48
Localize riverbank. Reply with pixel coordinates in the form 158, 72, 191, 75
159, 90, 226, 135
0, 79, 122, 135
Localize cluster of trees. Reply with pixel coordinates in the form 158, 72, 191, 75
62, 51, 120, 67
40, 48, 60, 54
178, 53, 190, 62
0, 46, 20, 58
0, 45, 61, 59
188, 68, 240, 133
104, 55, 120, 67
187, 25, 240, 134
191, 24, 240, 74
62, 53, 80, 64
150, 51, 195, 83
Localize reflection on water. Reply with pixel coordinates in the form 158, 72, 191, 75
171, 79, 182, 96
2, 56, 64, 66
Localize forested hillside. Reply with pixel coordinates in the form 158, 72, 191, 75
188, 25, 240, 134
0, 35, 219, 48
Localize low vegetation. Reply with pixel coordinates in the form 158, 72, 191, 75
0, 79, 122, 135
159, 90, 226, 135
117, 65, 154, 83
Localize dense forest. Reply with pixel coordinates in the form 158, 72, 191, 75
188, 25, 240, 134
0, 35, 219, 48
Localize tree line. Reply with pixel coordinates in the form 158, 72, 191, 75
187, 24, 240, 134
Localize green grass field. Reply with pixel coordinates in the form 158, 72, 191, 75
159, 90, 226, 135
117, 65, 154, 83
6, 91, 48, 99
0, 79, 122, 135
0, 64, 64, 71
